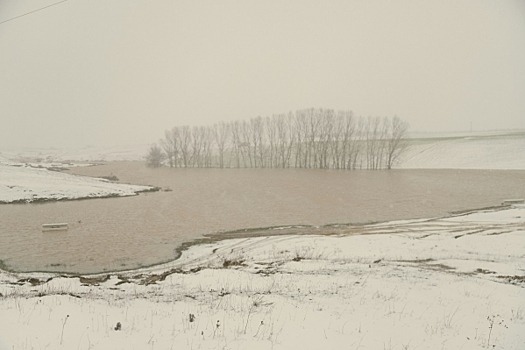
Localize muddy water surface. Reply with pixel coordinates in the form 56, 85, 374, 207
1, 162, 524, 273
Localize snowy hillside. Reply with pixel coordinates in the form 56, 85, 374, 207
401, 131, 525, 169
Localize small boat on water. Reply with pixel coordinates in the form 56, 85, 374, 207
42, 223, 68, 232
502, 199, 524, 206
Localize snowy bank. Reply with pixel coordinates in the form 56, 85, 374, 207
0, 162, 154, 203
1, 205, 524, 349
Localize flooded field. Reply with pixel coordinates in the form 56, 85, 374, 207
1, 161, 524, 274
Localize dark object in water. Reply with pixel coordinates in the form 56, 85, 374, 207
42, 223, 68, 232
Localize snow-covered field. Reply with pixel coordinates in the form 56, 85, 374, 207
1, 205, 524, 349
0, 162, 153, 203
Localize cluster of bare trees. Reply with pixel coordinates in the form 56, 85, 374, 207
147, 108, 409, 170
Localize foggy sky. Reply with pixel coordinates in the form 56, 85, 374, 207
1, 0, 524, 149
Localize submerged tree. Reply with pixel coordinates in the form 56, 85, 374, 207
145, 144, 165, 168
385, 116, 409, 169
152, 108, 410, 170
160, 128, 178, 168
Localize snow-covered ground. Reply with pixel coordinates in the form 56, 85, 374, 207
401, 131, 525, 169
1, 205, 524, 349
0, 162, 153, 203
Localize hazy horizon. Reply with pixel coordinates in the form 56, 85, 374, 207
1, 0, 524, 149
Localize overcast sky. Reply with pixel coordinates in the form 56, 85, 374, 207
1, 0, 524, 149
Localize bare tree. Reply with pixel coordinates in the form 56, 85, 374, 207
153, 109, 409, 170
365, 116, 382, 170
230, 121, 243, 168
160, 128, 178, 168
293, 111, 305, 168
317, 109, 334, 169
385, 116, 409, 169
350, 117, 366, 169
190, 126, 206, 167
329, 112, 344, 169
266, 116, 277, 168
275, 113, 295, 168
338, 111, 355, 170
240, 120, 252, 167
178, 126, 192, 168
374, 117, 390, 170
304, 109, 321, 168
251, 117, 266, 168
213, 122, 230, 168
201, 126, 213, 168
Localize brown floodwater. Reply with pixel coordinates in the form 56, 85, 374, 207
1, 161, 524, 274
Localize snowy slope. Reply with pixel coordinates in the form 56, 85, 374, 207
0, 163, 153, 203
400, 131, 525, 169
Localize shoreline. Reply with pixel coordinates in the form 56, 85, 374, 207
0, 201, 515, 277
0, 186, 161, 205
